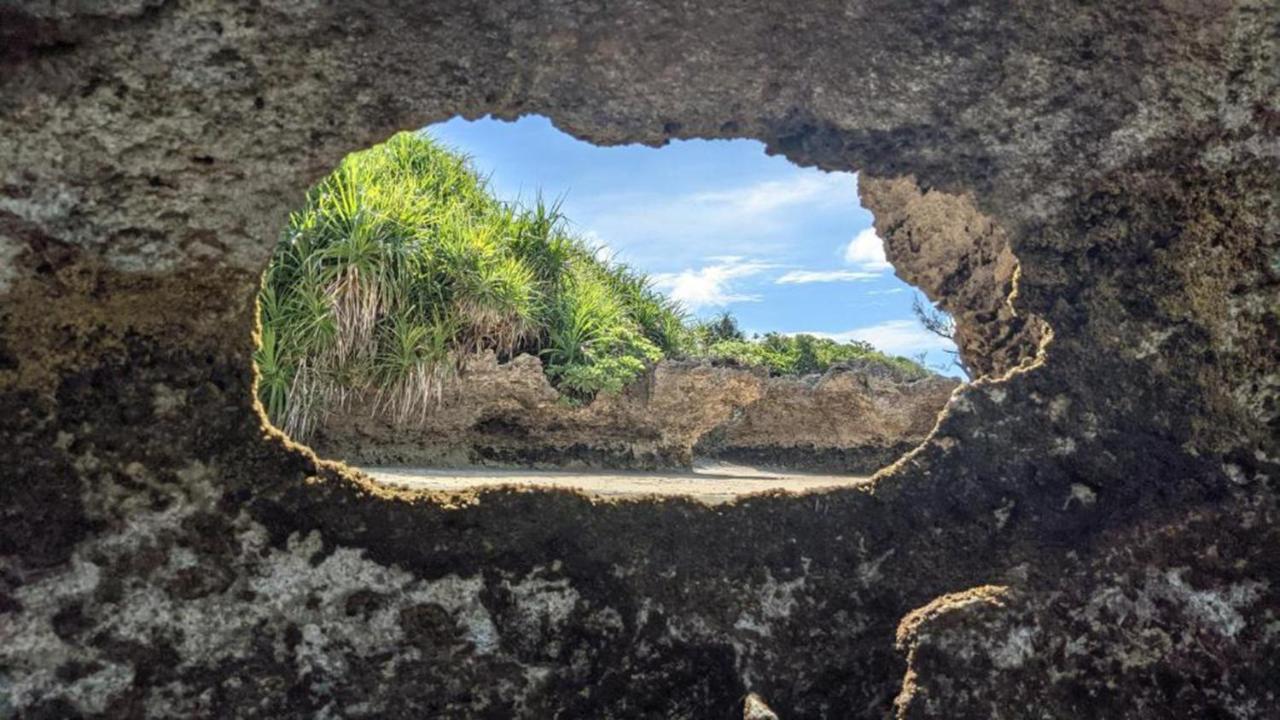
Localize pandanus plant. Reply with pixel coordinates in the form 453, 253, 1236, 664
255, 131, 686, 438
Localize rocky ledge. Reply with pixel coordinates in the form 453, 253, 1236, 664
311, 352, 958, 472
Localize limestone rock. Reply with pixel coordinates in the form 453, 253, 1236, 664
744, 692, 781, 720
313, 352, 765, 469
2, 0, 1276, 717
696, 363, 959, 472
312, 352, 956, 472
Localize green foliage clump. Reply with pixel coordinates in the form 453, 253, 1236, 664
255, 131, 937, 439
255, 131, 683, 438
684, 313, 930, 380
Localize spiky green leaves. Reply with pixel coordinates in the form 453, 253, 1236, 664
254, 131, 931, 438
255, 131, 685, 437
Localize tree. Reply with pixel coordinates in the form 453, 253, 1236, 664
912, 293, 969, 376
912, 293, 955, 341
707, 311, 744, 342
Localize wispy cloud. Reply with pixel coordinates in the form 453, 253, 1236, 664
866, 287, 906, 295
771, 225, 893, 288
690, 173, 853, 218
775, 269, 881, 285
577, 172, 855, 263
843, 227, 893, 272
652, 257, 775, 310
807, 320, 955, 355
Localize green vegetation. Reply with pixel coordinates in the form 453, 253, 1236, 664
255, 132, 930, 438
255, 131, 682, 438
686, 313, 930, 380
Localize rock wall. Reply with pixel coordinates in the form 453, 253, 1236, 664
312, 353, 762, 470
312, 353, 957, 472
694, 364, 959, 473
860, 176, 1050, 379
2, 1, 1277, 718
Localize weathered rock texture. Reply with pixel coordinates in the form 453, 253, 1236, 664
861, 176, 1050, 379
694, 363, 959, 472
1, 1, 1277, 718
315, 353, 762, 470
313, 352, 956, 473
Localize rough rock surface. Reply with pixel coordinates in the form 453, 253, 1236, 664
313, 352, 956, 472
694, 363, 959, 472
313, 353, 763, 469
860, 176, 1050, 379
1, 1, 1277, 718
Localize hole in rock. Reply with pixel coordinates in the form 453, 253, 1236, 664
253, 115, 968, 503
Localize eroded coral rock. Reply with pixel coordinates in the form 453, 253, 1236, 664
697, 364, 958, 472
2, 0, 1277, 717
312, 351, 957, 472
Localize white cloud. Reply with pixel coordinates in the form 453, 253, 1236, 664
581, 229, 615, 262
808, 319, 955, 355
843, 227, 893, 272
768, 223, 891, 287
652, 257, 774, 310
576, 171, 855, 264
866, 287, 906, 295
775, 269, 881, 285
691, 173, 853, 218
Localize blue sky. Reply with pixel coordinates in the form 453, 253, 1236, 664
427, 115, 960, 375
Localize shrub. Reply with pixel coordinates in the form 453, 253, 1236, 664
255, 132, 935, 439
684, 323, 931, 381
255, 131, 684, 437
